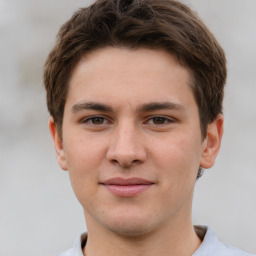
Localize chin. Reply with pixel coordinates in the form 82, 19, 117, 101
107, 222, 153, 238
102, 211, 159, 238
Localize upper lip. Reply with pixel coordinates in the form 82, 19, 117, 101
101, 177, 154, 185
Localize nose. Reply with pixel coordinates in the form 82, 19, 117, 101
106, 122, 147, 168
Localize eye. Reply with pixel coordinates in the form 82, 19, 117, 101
147, 116, 174, 125
82, 116, 108, 125
151, 117, 168, 125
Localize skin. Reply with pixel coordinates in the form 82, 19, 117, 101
49, 47, 223, 256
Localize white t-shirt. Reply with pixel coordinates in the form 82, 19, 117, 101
57, 226, 255, 256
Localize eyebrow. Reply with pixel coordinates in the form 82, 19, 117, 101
138, 102, 187, 112
72, 102, 113, 113
71, 101, 187, 113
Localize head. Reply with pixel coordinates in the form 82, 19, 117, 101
44, 0, 226, 238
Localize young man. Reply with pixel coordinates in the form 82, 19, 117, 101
44, 0, 254, 255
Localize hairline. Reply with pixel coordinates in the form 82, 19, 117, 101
57, 45, 203, 137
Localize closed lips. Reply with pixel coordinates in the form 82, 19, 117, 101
100, 177, 154, 197
101, 177, 154, 185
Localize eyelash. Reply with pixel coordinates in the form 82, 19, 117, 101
81, 116, 110, 125
146, 116, 174, 125
81, 115, 175, 126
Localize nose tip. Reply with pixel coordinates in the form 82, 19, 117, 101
106, 126, 147, 168
108, 151, 144, 168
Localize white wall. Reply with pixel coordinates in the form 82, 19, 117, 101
0, 0, 255, 255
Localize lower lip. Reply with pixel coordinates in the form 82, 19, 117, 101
103, 184, 153, 197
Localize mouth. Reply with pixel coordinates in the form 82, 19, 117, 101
100, 177, 154, 197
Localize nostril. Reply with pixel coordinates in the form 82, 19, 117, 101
111, 159, 119, 164
110, 158, 141, 168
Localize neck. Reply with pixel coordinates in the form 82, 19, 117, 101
83, 214, 201, 256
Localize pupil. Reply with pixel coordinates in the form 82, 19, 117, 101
153, 117, 165, 124
92, 117, 104, 124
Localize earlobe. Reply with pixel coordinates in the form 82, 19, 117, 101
200, 114, 224, 169
48, 117, 68, 171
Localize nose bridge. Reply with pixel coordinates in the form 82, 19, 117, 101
116, 120, 137, 150
107, 118, 146, 166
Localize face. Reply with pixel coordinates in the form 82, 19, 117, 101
50, 47, 223, 237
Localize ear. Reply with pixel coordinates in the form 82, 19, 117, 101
48, 117, 68, 171
200, 114, 224, 169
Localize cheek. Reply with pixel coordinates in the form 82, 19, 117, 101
152, 136, 201, 208
63, 135, 106, 198
150, 135, 202, 180
64, 134, 106, 171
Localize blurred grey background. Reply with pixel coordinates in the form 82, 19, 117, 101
0, 0, 255, 255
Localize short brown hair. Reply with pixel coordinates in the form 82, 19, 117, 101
44, 0, 226, 138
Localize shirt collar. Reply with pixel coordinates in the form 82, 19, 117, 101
65, 226, 228, 256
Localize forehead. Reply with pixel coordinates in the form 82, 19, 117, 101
66, 47, 195, 111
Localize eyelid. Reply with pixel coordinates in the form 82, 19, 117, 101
79, 114, 177, 126
81, 115, 112, 125
144, 115, 176, 125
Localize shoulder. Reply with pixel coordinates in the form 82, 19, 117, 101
56, 233, 87, 256
211, 243, 255, 256
57, 248, 73, 256
221, 245, 255, 256
193, 226, 255, 256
